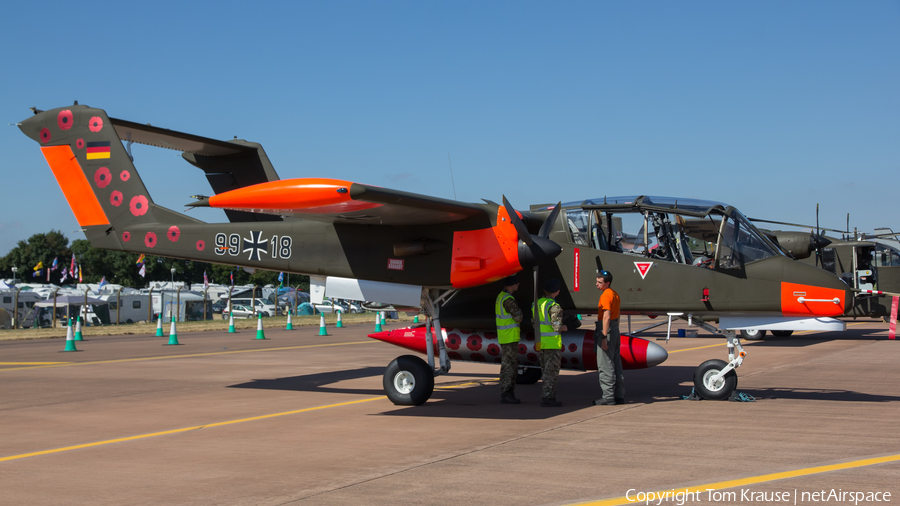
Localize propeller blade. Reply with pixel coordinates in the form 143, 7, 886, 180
517, 235, 562, 268
502, 195, 533, 246
815, 204, 821, 267
533, 266, 540, 345
811, 235, 832, 249
538, 202, 562, 238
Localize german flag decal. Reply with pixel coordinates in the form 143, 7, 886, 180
85, 141, 111, 159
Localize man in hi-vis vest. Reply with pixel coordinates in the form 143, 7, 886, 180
534, 279, 567, 407
496, 275, 524, 404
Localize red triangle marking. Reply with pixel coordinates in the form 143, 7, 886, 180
634, 262, 653, 279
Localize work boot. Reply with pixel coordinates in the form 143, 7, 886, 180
593, 399, 615, 406
500, 392, 521, 404
615, 397, 625, 405
541, 398, 562, 407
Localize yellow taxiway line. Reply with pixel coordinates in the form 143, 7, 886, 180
0, 341, 377, 372
0, 362, 70, 365
0, 396, 387, 464
668, 342, 728, 353
570, 453, 900, 506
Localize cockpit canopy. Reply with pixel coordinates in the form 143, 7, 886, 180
544, 195, 784, 271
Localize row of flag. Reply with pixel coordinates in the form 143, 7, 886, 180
32, 256, 81, 283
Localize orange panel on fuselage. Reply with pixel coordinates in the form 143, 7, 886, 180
41, 145, 109, 227
781, 282, 845, 317
450, 206, 521, 288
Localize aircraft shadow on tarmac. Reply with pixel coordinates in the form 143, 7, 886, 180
226, 361, 893, 420
736, 387, 900, 402
228, 365, 708, 419
228, 367, 387, 396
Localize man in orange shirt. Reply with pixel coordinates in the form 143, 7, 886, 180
594, 270, 624, 405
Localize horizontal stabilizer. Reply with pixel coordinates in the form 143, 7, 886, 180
109, 117, 282, 223
110, 118, 255, 156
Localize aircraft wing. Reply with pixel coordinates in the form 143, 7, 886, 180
189, 178, 489, 226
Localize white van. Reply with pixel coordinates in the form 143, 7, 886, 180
228, 298, 277, 317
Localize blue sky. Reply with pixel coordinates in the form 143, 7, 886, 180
2, 1, 898, 254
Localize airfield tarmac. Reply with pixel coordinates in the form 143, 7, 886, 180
1, 317, 898, 506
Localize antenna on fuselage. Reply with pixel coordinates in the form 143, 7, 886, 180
447, 153, 457, 201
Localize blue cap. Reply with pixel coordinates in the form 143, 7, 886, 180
502, 275, 519, 287
543, 279, 561, 293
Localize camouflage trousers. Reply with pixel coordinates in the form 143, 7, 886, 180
499, 342, 519, 395
597, 319, 624, 402
540, 348, 562, 400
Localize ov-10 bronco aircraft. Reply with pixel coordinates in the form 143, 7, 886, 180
19, 104, 853, 404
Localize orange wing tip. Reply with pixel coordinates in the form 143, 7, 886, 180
208, 178, 381, 214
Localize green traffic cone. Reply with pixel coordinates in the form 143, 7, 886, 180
228, 311, 236, 333
155, 315, 164, 336
374, 312, 382, 332
255, 312, 266, 340
286, 309, 294, 330
61, 318, 80, 352
577, 314, 582, 320
413, 314, 419, 323
74, 316, 84, 341
165, 315, 181, 345
335, 309, 344, 328
318, 313, 328, 336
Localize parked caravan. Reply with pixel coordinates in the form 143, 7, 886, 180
0, 290, 43, 328
148, 291, 213, 322
99, 294, 150, 324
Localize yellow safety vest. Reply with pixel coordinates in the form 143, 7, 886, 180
495, 291, 520, 344
534, 297, 562, 350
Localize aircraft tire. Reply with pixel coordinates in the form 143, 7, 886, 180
516, 367, 542, 384
771, 330, 793, 337
383, 355, 434, 406
693, 359, 737, 400
740, 329, 766, 340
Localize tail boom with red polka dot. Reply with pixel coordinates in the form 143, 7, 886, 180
18, 104, 561, 289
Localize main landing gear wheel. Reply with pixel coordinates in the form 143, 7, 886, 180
693, 359, 738, 400
383, 355, 434, 406
771, 330, 793, 337
516, 367, 542, 385
740, 329, 766, 340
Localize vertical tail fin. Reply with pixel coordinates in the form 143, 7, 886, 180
19, 105, 200, 250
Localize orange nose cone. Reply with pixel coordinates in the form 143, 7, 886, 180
781, 282, 846, 317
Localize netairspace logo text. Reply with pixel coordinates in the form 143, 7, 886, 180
626, 488, 892, 505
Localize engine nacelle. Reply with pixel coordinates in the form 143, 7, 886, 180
771, 231, 815, 259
